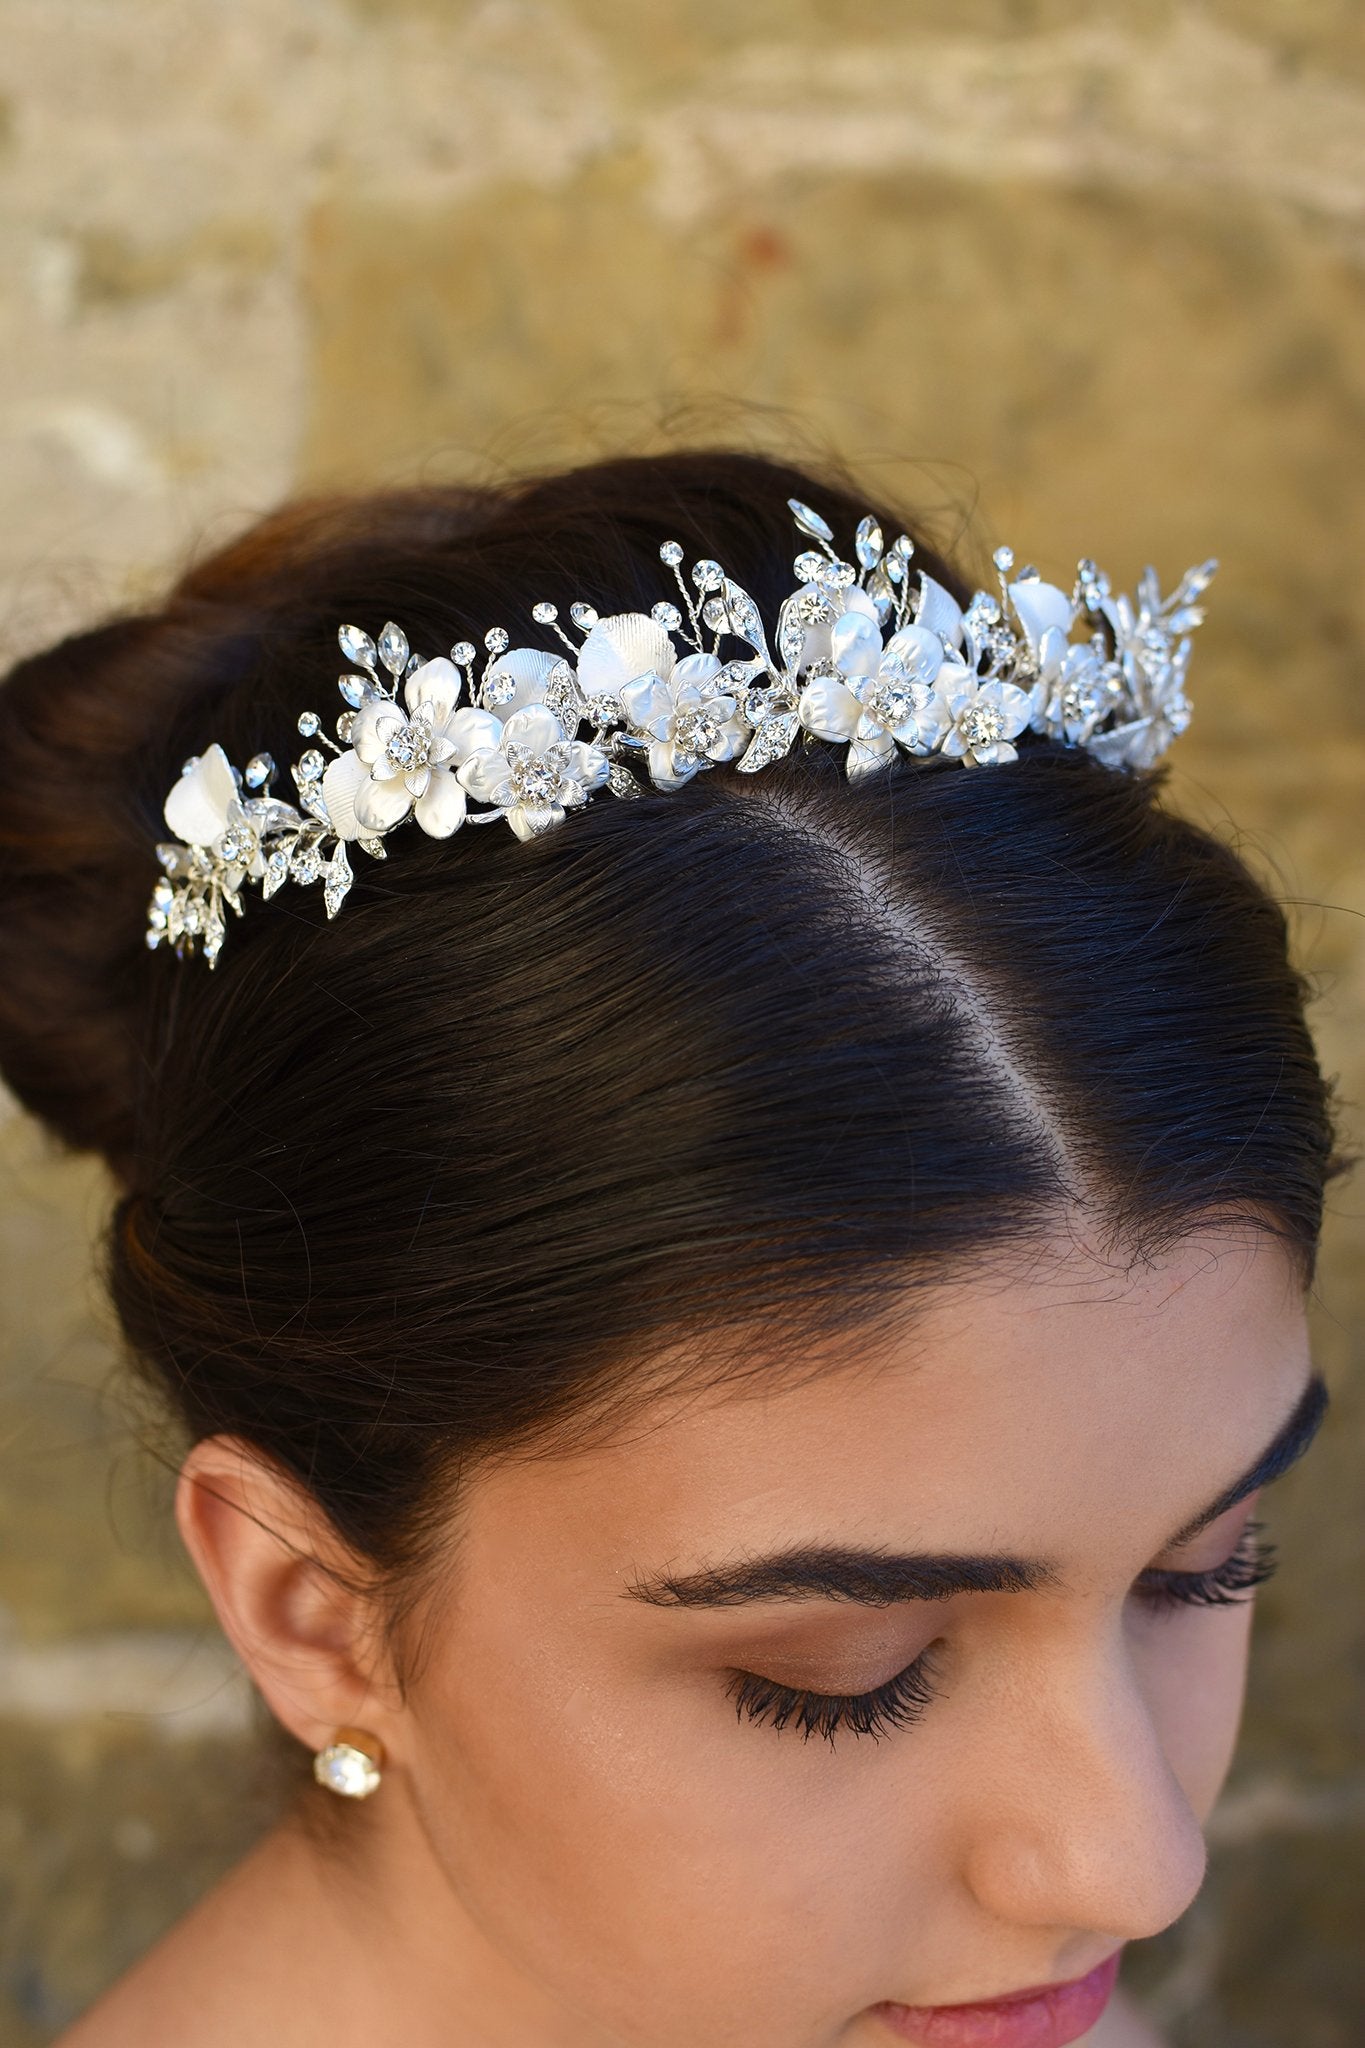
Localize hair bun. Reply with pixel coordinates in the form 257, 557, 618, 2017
0, 485, 525, 1180
0, 613, 175, 1181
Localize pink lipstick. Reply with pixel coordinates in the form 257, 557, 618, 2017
871, 1948, 1123, 2048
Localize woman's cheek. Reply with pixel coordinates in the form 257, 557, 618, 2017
404, 1662, 914, 2048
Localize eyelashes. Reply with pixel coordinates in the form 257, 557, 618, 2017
730, 1519, 1279, 1744
1130, 1515, 1278, 1612
727, 1643, 944, 1744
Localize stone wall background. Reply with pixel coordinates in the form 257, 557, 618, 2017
1, 3, 1363, 2043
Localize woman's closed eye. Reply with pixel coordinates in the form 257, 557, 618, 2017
726, 1643, 945, 1745
728, 1518, 1280, 1744
1130, 1513, 1278, 1612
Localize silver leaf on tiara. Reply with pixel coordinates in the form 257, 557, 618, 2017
145, 500, 1218, 969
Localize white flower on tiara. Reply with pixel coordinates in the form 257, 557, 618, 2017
1028, 638, 1119, 748
145, 499, 1218, 968
149, 740, 345, 965
783, 576, 881, 677
454, 702, 612, 838
321, 655, 501, 840
798, 621, 959, 774
578, 613, 749, 792
937, 671, 1034, 766
162, 742, 271, 880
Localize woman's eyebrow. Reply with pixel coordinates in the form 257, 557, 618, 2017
624, 1547, 1055, 1607
1160, 1369, 1328, 1548
622, 1372, 1330, 1610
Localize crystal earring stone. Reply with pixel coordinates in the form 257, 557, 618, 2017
313, 1728, 385, 1798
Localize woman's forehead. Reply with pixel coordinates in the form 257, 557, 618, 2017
454, 1231, 1310, 1597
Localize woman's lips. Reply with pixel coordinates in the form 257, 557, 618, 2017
870, 1949, 1123, 2048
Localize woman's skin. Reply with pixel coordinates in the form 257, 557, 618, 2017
59, 1223, 1323, 2048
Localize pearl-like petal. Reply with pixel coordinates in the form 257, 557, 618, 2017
1034, 624, 1070, 680
353, 772, 415, 832
500, 703, 564, 754
672, 650, 725, 690
319, 748, 374, 841
797, 675, 863, 742
445, 706, 506, 762
648, 739, 698, 791
412, 764, 468, 838
713, 714, 749, 761
914, 574, 965, 649
564, 741, 611, 791
618, 673, 673, 733
577, 614, 673, 696
882, 625, 944, 684
830, 610, 883, 678
353, 695, 407, 766
894, 696, 950, 753
456, 749, 515, 806
164, 741, 238, 846
932, 660, 976, 716
1007, 578, 1074, 650
404, 657, 463, 726
846, 730, 896, 777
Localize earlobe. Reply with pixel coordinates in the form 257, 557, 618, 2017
173, 1432, 398, 1756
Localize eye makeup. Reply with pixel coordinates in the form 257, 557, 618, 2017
729, 1518, 1281, 1743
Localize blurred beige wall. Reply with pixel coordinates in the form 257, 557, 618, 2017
2, 4, 1363, 2044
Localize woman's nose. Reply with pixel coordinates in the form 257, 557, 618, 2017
960, 1624, 1209, 1942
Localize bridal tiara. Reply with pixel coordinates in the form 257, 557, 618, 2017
146, 498, 1217, 968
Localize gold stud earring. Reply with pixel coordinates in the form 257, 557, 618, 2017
313, 1726, 385, 1798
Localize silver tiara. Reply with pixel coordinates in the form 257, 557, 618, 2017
147, 499, 1217, 968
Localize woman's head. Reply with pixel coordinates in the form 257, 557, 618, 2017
0, 449, 1341, 2045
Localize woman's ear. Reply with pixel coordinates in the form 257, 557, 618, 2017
174, 1433, 403, 1757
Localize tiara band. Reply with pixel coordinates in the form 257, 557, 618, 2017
146, 498, 1216, 969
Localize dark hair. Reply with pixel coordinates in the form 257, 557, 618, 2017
0, 448, 1340, 1707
